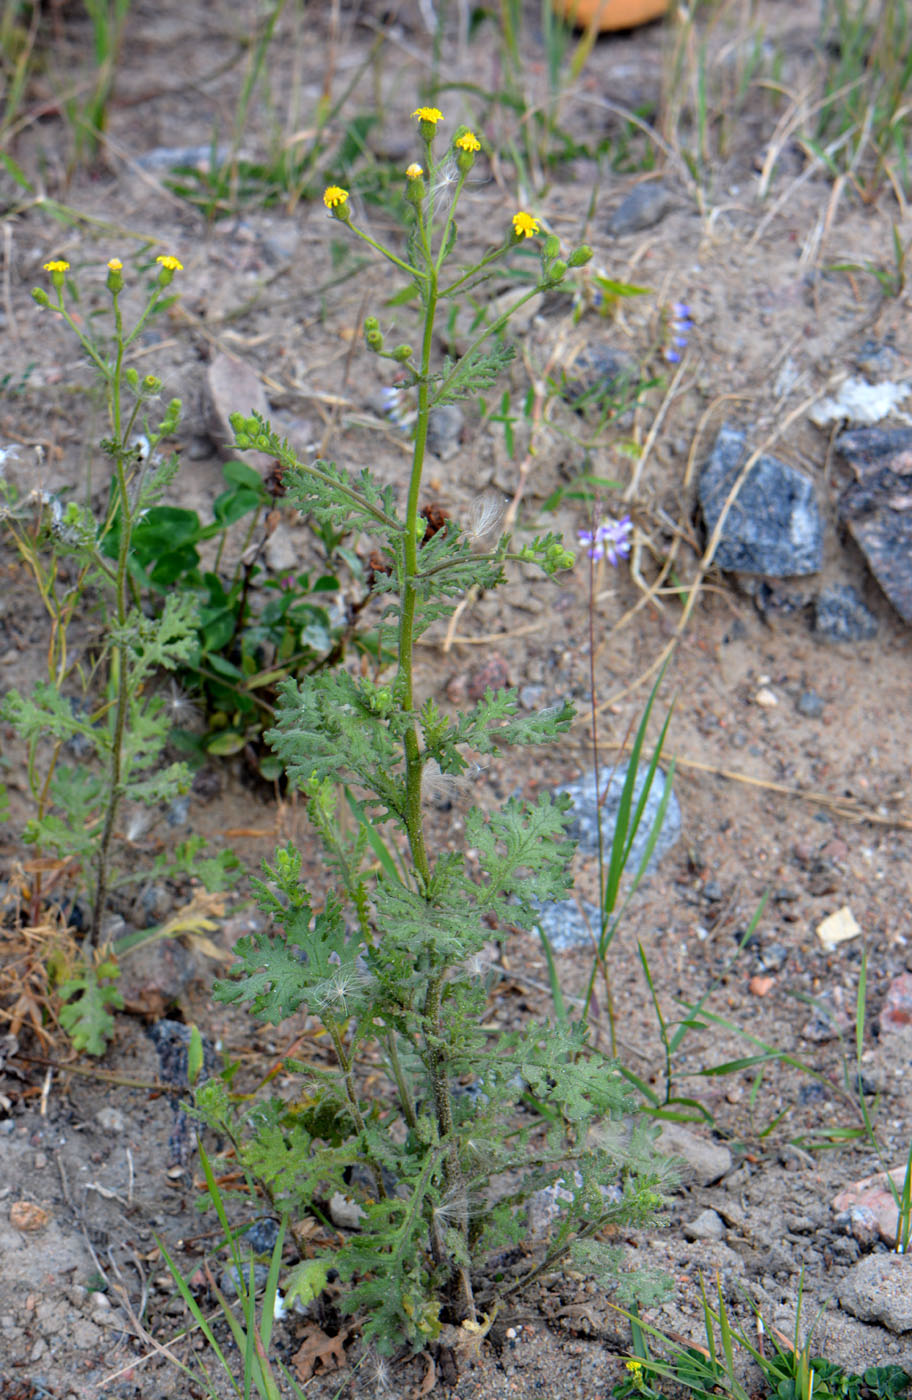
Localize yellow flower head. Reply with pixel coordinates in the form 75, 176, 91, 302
455, 130, 480, 153
323, 185, 349, 210
512, 211, 540, 239
43, 260, 70, 273
625, 1360, 646, 1391
107, 258, 123, 272
406, 163, 424, 180
412, 107, 443, 126
156, 254, 183, 271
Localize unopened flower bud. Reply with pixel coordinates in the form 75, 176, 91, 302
365, 325, 384, 352
548, 259, 568, 283
392, 344, 413, 362
32, 287, 51, 307
543, 234, 561, 261
143, 374, 163, 393
125, 367, 139, 390
568, 244, 594, 267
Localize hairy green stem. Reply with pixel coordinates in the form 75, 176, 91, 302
326, 1019, 387, 1202
89, 297, 129, 948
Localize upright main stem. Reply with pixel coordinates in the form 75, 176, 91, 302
89, 317, 130, 947
398, 264, 437, 891
398, 248, 476, 1323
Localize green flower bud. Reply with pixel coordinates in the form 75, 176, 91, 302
366, 328, 384, 352
125, 367, 140, 389
235, 433, 251, 449
32, 288, 51, 308
229, 411, 246, 434
568, 244, 594, 267
543, 234, 561, 261
405, 164, 426, 207
142, 374, 163, 394
255, 435, 270, 451
364, 316, 380, 334
392, 344, 413, 362
548, 260, 568, 284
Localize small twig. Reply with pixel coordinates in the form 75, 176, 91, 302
55, 1150, 73, 1211
11, 1051, 178, 1093
39, 1066, 52, 1116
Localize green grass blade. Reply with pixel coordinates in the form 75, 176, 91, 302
344, 785, 405, 883
537, 920, 569, 1032
156, 1236, 242, 1395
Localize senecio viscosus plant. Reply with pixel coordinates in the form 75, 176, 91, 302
208, 108, 671, 1352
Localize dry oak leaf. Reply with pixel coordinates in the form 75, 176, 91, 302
291, 1325, 351, 1380
10, 1201, 51, 1231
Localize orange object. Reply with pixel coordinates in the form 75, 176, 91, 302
552, 0, 670, 30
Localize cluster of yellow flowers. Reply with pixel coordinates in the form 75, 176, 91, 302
321, 106, 540, 242
42, 254, 183, 276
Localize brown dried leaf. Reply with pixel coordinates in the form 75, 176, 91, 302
418, 1351, 437, 1396
291, 1325, 350, 1381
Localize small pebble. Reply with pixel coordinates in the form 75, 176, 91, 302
683, 1208, 725, 1241
244, 1217, 281, 1256
220, 1263, 271, 1298
607, 182, 674, 236
329, 1191, 367, 1231
166, 794, 191, 827
426, 404, 464, 460
95, 1107, 125, 1134
796, 689, 824, 718
836, 1204, 881, 1248
814, 584, 878, 643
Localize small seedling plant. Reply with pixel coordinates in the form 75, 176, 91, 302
203, 108, 671, 1353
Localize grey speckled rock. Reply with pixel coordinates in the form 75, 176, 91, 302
839, 1254, 912, 1332
837, 426, 912, 623
206, 352, 274, 473
559, 343, 637, 407
426, 404, 464, 459
814, 584, 878, 642
607, 182, 674, 237
699, 425, 823, 576
528, 896, 601, 952
557, 762, 681, 870
657, 1123, 732, 1186
683, 1208, 725, 1241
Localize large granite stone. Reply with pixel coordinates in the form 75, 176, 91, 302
699, 425, 823, 576
837, 426, 912, 623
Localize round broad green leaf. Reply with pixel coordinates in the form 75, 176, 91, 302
205, 730, 247, 755
222, 459, 265, 491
